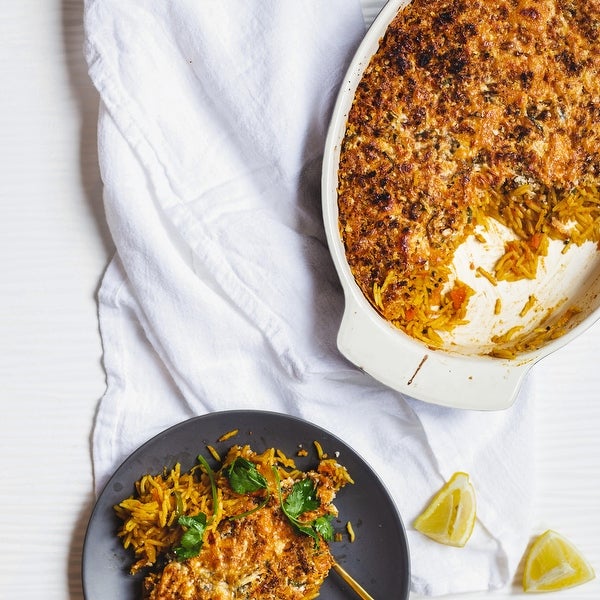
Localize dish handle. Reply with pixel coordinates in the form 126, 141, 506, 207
337, 291, 534, 410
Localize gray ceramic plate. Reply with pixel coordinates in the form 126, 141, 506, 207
82, 410, 410, 599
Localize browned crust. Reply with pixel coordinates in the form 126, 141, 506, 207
145, 497, 333, 600
337, 0, 600, 339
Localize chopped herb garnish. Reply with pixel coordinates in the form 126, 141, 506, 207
174, 513, 207, 559
226, 456, 271, 519
283, 478, 320, 517
272, 466, 333, 544
173, 454, 217, 560
227, 457, 268, 494
313, 515, 335, 541
197, 454, 218, 522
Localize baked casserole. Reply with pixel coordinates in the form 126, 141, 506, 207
337, 0, 600, 357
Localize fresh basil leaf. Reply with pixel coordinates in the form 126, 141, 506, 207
174, 513, 207, 560
283, 478, 319, 518
227, 457, 268, 494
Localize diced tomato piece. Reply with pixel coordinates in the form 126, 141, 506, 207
450, 286, 467, 310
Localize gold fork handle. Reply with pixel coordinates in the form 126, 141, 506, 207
332, 561, 375, 600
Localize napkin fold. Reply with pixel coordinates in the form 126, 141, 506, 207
84, 1, 535, 595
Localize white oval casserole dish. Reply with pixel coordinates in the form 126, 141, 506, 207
322, 0, 600, 410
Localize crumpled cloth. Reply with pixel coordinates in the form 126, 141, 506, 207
84, 1, 536, 595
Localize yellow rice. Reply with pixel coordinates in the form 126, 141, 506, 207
206, 444, 221, 461
519, 295, 537, 318
485, 182, 598, 282
114, 442, 353, 575
217, 429, 239, 442
494, 298, 502, 315
489, 305, 581, 359
346, 521, 356, 543
476, 266, 497, 286
375, 179, 599, 355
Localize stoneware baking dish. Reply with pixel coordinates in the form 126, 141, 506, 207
322, 0, 600, 410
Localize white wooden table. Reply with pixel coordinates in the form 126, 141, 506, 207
1, 1, 598, 598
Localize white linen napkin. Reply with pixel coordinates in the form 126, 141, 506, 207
84, 1, 536, 595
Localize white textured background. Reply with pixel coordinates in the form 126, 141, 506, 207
1, 1, 598, 598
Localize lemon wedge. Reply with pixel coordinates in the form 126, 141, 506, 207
413, 471, 476, 547
523, 529, 595, 593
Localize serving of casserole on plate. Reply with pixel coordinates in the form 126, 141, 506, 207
82, 411, 410, 600
323, 0, 600, 409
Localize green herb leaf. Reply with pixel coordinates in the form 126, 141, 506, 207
283, 478, 319, 518
313, 515, 335, 542
272, 467, 328, 546
294, 522, 319, 542
174, 513, 207, 560
197, 454, 218, 522
227, 457, 268, 494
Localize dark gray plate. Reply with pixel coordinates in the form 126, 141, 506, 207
82, 410, 410, 599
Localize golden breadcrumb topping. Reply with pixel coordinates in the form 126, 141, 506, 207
337, 0, 600, 351
144, 496, 333, 600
